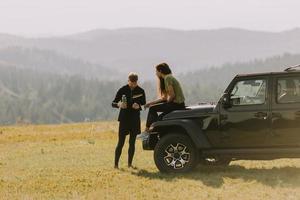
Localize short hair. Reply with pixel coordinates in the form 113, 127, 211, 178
128, 72, 138, 82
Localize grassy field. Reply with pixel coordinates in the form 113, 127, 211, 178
0, 122, 300, 200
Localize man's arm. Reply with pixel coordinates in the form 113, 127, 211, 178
138, 90, 146, 110
112, 88, 122, 108
141, 90, 146, 106
132, 89, 146, 110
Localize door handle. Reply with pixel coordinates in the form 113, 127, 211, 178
254, 112, 267, 119
295, 111, 300, 116
272, 112, 282, 118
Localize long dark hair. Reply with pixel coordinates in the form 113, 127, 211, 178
156, 63, 172, 96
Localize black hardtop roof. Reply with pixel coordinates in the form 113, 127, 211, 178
236, 70, 300, 78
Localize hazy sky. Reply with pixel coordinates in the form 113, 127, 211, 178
0, 0, 299, 36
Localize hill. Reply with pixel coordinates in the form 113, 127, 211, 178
0, 53, 299, 124
1, 28, 300, 79
0, 47, 118, 79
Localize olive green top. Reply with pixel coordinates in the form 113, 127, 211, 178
164, 74, 185, 104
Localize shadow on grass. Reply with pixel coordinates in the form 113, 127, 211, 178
131, 165, 300, 188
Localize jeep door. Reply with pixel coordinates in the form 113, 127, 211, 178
270, 74, 300, 146
218, 76, 271, 148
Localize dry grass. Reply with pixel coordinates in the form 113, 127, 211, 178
0, 122, 300, 200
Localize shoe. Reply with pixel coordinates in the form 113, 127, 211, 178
114, 165, 119, 169
136, 131, 149, 140
128, 164, 137, 169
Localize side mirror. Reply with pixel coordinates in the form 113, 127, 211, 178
221, 93, 231, 108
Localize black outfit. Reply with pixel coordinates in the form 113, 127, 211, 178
146, 101, 185, 128
112, 85, 146, 167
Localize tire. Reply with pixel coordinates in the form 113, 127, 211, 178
154, 133, 198, 173
199, 157, 231, 166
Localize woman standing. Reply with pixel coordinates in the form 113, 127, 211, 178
139, 63, 185, 137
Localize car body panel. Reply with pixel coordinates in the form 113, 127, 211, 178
143, 69, 300, 160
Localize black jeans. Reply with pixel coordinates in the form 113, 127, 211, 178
146, 102, 185, 128
114, 122, 139, 167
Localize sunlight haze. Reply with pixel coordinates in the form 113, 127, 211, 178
0, 0, 299, 36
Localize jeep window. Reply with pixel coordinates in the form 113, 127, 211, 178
277, 77, 300, 103
230, 79, 266, 106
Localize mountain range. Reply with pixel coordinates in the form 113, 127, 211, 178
1, 28, 300, 79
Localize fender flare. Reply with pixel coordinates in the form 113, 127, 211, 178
152, 119, 211, 149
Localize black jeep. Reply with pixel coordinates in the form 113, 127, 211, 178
142, 66, 300, 173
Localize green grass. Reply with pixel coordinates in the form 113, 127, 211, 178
0, 122, 299, 199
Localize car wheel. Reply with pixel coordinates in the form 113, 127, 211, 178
199, 157, 231, 166
154, 133, 198, 173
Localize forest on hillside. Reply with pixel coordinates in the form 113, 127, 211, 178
0, 53, 299, 124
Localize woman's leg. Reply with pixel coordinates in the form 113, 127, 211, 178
145, 105, 159, 128
145, 102, 172, 129
146, 102, 185, 129
158, 102, 185, 120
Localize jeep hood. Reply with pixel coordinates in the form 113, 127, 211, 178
163, 104, 217, 120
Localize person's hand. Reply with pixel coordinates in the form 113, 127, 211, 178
132, 103, 140, 110
117, 101, 127, 109
144, 102, 151, 109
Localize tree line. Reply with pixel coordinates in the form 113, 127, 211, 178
0, 53, 299, 125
